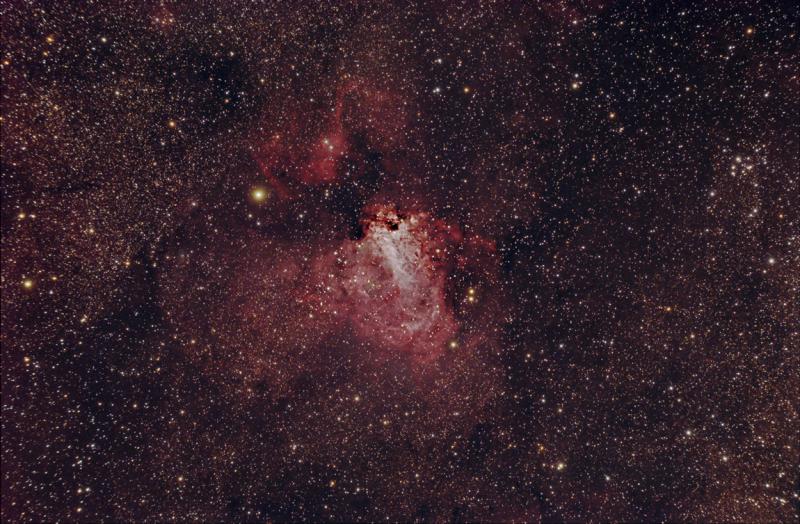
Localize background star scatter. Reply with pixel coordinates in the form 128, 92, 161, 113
2, 1, 799, 522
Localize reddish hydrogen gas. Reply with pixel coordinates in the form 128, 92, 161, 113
314, 205, 459, 361
253, 77, 408, 191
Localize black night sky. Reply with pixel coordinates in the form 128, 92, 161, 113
2, 1, 798, 522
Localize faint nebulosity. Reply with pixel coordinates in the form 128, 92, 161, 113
1, 1, 798, 522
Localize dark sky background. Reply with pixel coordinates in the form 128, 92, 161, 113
2, 1, 798, 522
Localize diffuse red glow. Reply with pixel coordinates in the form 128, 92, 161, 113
317, 204, 459, 361
253, 77, 408, 190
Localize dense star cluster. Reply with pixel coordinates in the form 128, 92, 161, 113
2, 1, 799, 522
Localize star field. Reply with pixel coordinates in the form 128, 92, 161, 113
2, 1, 799, 522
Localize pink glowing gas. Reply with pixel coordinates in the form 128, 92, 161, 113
316, 205, 458, 360
253, 77, 408, 191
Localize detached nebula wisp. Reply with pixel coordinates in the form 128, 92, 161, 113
2, 1, 798, 523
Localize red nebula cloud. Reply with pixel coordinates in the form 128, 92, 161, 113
314, 204, 459, 361
158, 190, 506, 404
253, 77, 408, 192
